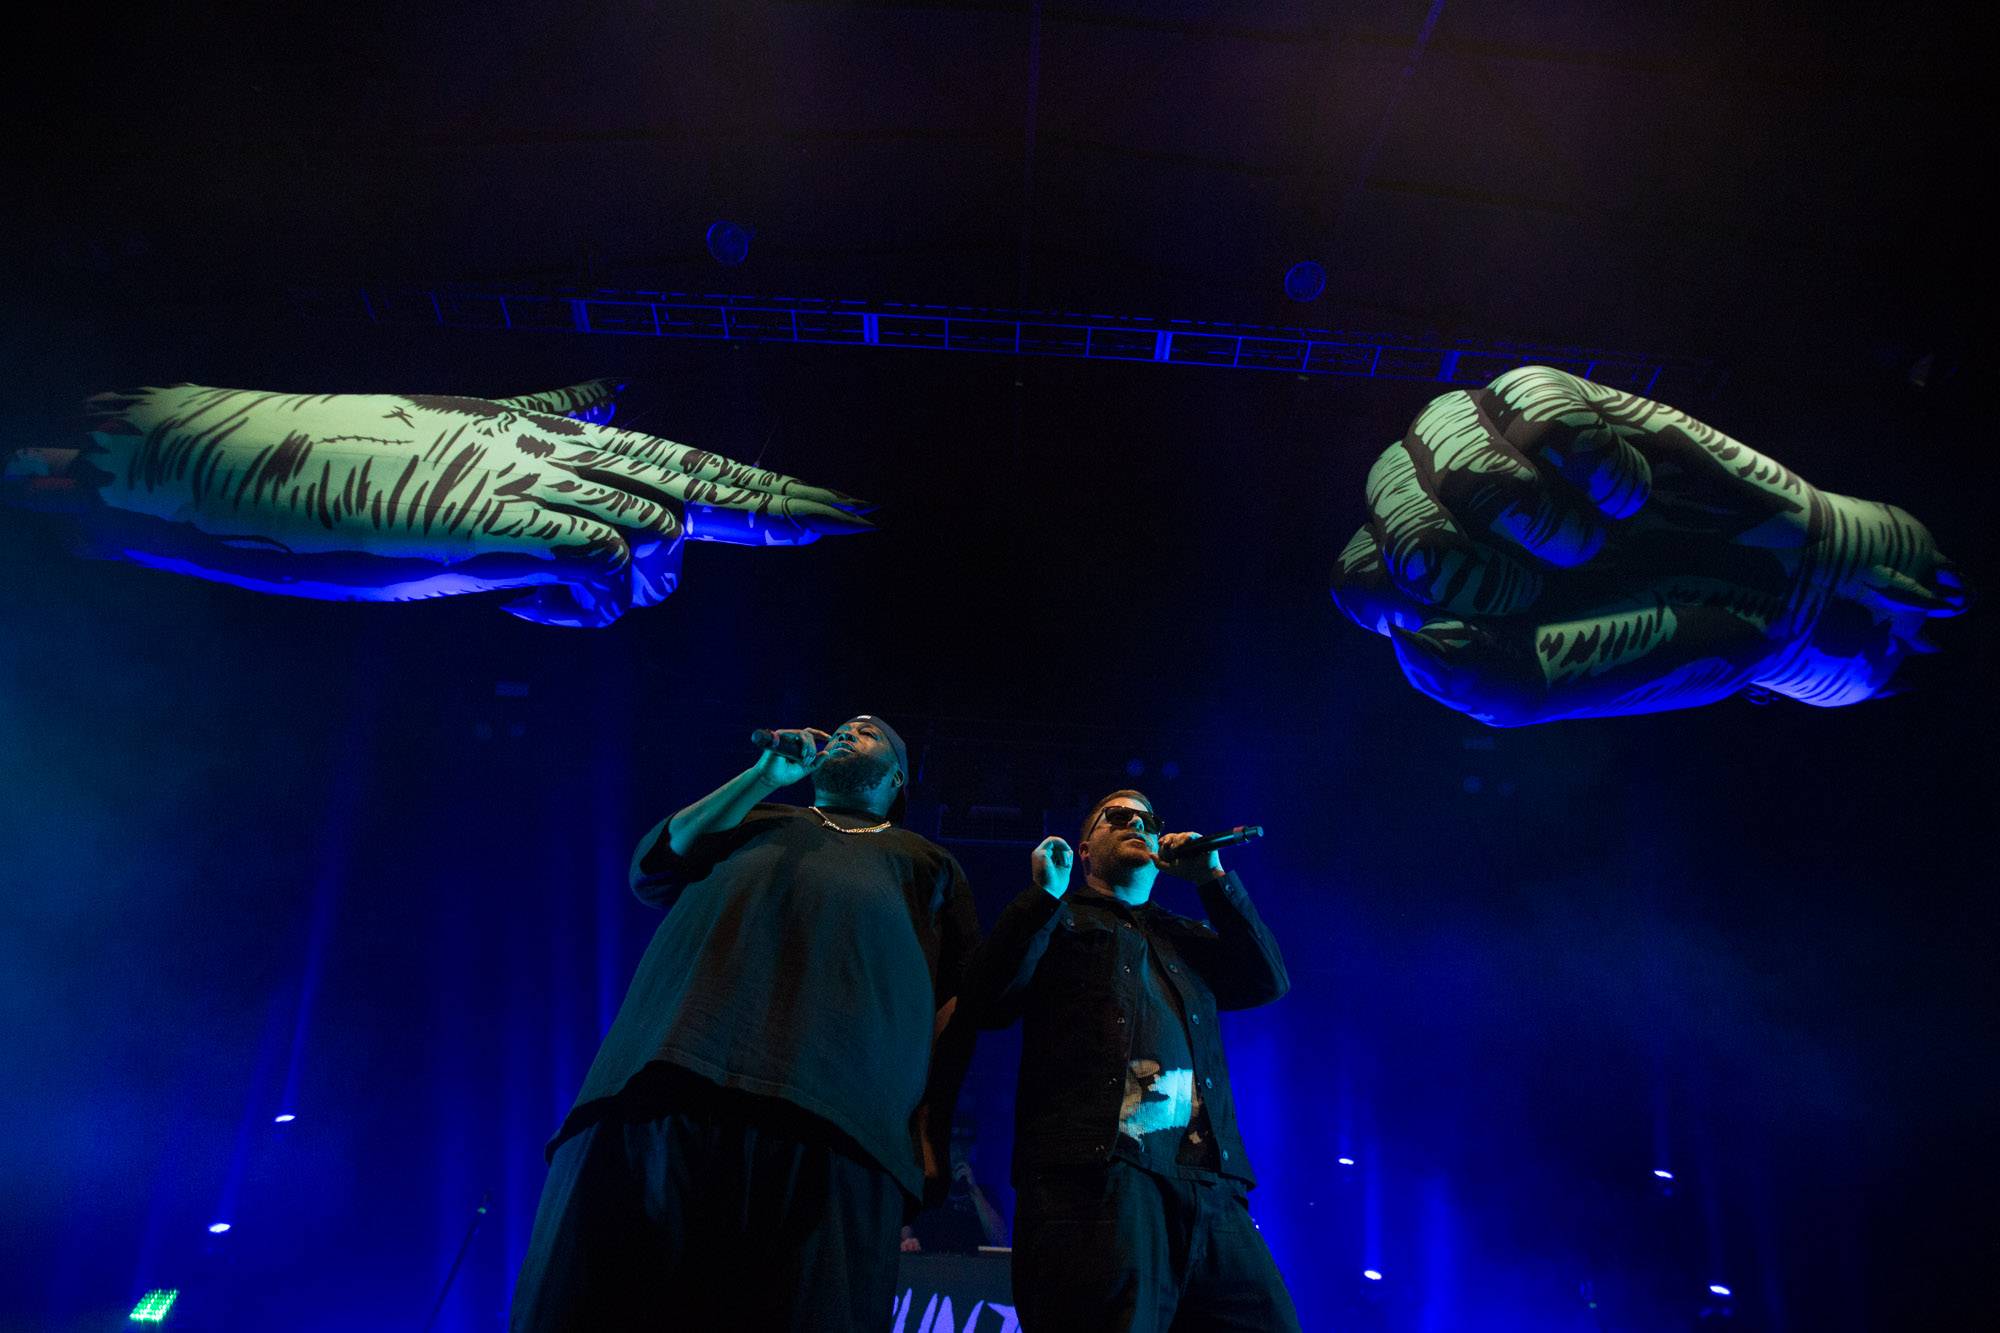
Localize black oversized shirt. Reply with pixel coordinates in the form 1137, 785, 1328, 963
550, 803, 980, 1201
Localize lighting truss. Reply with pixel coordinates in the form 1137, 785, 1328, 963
301, 288, 1712, 398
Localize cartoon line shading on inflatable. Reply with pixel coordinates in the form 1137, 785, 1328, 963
1332, 366, 1969, 726
2, 378, 871, 628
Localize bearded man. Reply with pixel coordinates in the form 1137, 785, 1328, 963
512, 716, 980, 1331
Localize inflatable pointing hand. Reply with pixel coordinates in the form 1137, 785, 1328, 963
1332, 366, 1968, 725
4, 379, 871, 627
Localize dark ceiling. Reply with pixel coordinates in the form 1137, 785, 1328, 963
9, 1, 1979, 375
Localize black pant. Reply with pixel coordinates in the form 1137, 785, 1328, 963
511, 1072, 905, 1331
1012, 1160, 1302, 1333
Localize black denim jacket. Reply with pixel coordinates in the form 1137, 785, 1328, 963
962, 871, 1289, 1188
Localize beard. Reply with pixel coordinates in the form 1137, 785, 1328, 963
813, 747, 896, 807
1092, 834, 1156, 883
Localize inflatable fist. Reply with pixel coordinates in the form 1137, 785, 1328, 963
1332, 367, 1968, 725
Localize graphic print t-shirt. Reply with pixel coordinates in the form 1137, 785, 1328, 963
1114, 927, 1220, 1179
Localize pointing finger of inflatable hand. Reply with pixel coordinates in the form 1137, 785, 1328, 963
539, 448, 871, 538
681, 497, 876, 546
574, 421, 869, 512
525, 469, 685, 542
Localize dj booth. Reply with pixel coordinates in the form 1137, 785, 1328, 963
890, 1249, 1017, 1331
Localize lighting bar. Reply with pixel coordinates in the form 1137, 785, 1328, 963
302, 288, 1710, 397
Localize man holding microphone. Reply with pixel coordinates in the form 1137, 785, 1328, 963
963, 789, 1300, 1331
512, 716, 980, 1331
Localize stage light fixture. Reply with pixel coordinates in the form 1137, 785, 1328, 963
206, 1223, 230, 1235
1653, 1169, 1674, 1179
1283, 260, 1327, 303
129, 1289, 178, 1323
273, 1113, 295, 1123
1708, 1284, 1732, 1297
705, 220, 752, 267
1362, 1269, 1383, 1281
1338, 1156, 1356, 1166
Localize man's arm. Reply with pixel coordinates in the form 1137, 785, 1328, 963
958, 836, 1071, 1029
629, 727, 827, 907
1163, 871, 1290, 1010
665, 728, 827, 855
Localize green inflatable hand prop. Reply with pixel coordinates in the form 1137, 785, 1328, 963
1332, 367, 1968, 725
5, 379, 871, 627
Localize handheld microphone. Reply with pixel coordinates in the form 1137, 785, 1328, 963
1177, 825, 1265, 857
749, 728, 811, 760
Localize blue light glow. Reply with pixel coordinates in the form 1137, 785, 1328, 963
1709, 1284, 1732, 1297
1338, 1156, 1356, 1166
273, 1113, 295, 1123
1363, 1269, 1383, 1281
1653, 1168, 1674, 1179
207, 1222, 230, 1234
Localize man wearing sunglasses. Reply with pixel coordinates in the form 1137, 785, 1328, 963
512, 716, 981, 1331
962, 789, 1299, 1331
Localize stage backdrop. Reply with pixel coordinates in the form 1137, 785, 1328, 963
0, 307, 1992, 1333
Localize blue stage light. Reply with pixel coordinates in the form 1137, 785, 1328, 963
705, 221, 752, 267
129, 1289, 178, 1323
1653, 1168, 1674, 1179
207, 1222, 230, 1235
1283, 261, 1327, 303
1362, 1269, 1383, 1281
273, 1113, 295, 1123
1708, 1284, 1732, 1297
1338, 1156, 1356, 1166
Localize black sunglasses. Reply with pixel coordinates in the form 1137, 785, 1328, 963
1095, 805, 1163, 835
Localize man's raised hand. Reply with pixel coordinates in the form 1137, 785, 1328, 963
1154, 832, 1223, 882
751, 728, 829, 789
1031, 836, 1073, 898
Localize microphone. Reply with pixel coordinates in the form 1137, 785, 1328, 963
1176, 825, 1265, 857
749, 728, 811, 760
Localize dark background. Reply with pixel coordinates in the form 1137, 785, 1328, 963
1, 3, 1990, 1330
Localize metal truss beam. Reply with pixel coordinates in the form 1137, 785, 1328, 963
303, 287, 1713, 398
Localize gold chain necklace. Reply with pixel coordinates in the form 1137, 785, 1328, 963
809, 805, 893, 835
